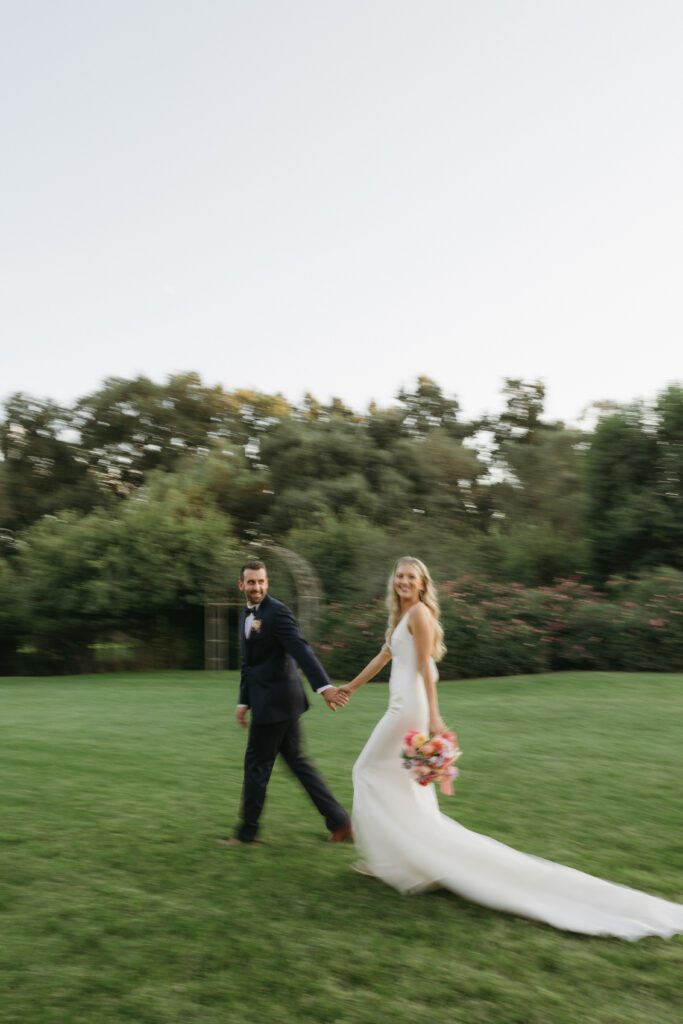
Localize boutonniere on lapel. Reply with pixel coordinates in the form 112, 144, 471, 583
250, 618, 262, 635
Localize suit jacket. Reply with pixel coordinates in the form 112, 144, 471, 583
239, 594, 332, 725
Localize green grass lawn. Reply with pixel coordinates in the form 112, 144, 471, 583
1, 671, 682, 1024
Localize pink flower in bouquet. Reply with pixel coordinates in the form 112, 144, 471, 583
401, 728, 461, 795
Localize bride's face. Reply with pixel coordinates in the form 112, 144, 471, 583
394, 563, 423, 602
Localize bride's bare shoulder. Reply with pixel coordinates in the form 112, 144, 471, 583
407, 602, 431, 630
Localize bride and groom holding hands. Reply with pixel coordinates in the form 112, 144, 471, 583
219, 558, 683, 941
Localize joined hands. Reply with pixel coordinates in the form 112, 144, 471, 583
322, 686, 350, 712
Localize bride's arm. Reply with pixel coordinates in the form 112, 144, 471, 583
410, 604, 447, 735
339, 646, 392, 696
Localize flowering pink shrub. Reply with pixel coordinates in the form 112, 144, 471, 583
317, 569, 683, 679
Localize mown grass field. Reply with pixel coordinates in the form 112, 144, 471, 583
1, 671, 682, 1024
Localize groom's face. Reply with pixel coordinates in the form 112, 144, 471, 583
239, 568, 269, 606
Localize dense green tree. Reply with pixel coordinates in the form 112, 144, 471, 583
410, 429, 485, 522
482, 379, 588, 583
5, 369, 683, 674
0, 461, 10, 530
651, 385, 683, 562
162, 447, 273, 536
297, 393, 359, 422
259, 418, 378, 533
364, 404, 406, 449
498, 428, 585, 526
74, 373, 227, 493
14, 477, 237, 669
492, 378, 547, 447
73, 374, 292, 493
584, 386, 683, 582
474, 522, 588, 586
0, 555, 22, 672
287, 512, 395, 603
0, 394, 101, 530
397, 375, 464, 439
584, 406, 659, 582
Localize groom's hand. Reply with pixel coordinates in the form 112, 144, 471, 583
236, 706, 249, 728
322, 686, 349, 712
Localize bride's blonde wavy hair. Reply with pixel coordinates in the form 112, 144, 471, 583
385, 556, 446, 662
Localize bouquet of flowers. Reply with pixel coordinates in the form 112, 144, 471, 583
401, 730, 461, 795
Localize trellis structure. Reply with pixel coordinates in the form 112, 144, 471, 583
204, 601, 233, 672
253, 541, 322, 637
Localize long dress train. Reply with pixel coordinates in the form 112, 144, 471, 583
351, 609, 683, 940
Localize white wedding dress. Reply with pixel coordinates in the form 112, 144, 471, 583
351, 609, 683, 939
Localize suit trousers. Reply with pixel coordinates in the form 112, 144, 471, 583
237, 716, 348, 842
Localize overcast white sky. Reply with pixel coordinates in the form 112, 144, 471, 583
2, 0, 682, 425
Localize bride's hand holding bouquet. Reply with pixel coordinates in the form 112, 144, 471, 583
402, 728, 461, 795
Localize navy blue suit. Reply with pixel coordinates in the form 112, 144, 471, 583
235, 594, 349, 842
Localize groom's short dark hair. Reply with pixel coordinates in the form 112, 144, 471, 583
240, 559, 267, 579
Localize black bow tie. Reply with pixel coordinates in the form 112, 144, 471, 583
246, 605, 258, 613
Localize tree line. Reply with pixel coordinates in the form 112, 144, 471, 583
1, 372, 682, 675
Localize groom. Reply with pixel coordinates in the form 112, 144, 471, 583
218, 560, 352, 846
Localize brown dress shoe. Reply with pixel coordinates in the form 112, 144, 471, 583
328, 821, 353, 843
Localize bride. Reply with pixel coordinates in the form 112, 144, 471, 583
339, 556, 683, 940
